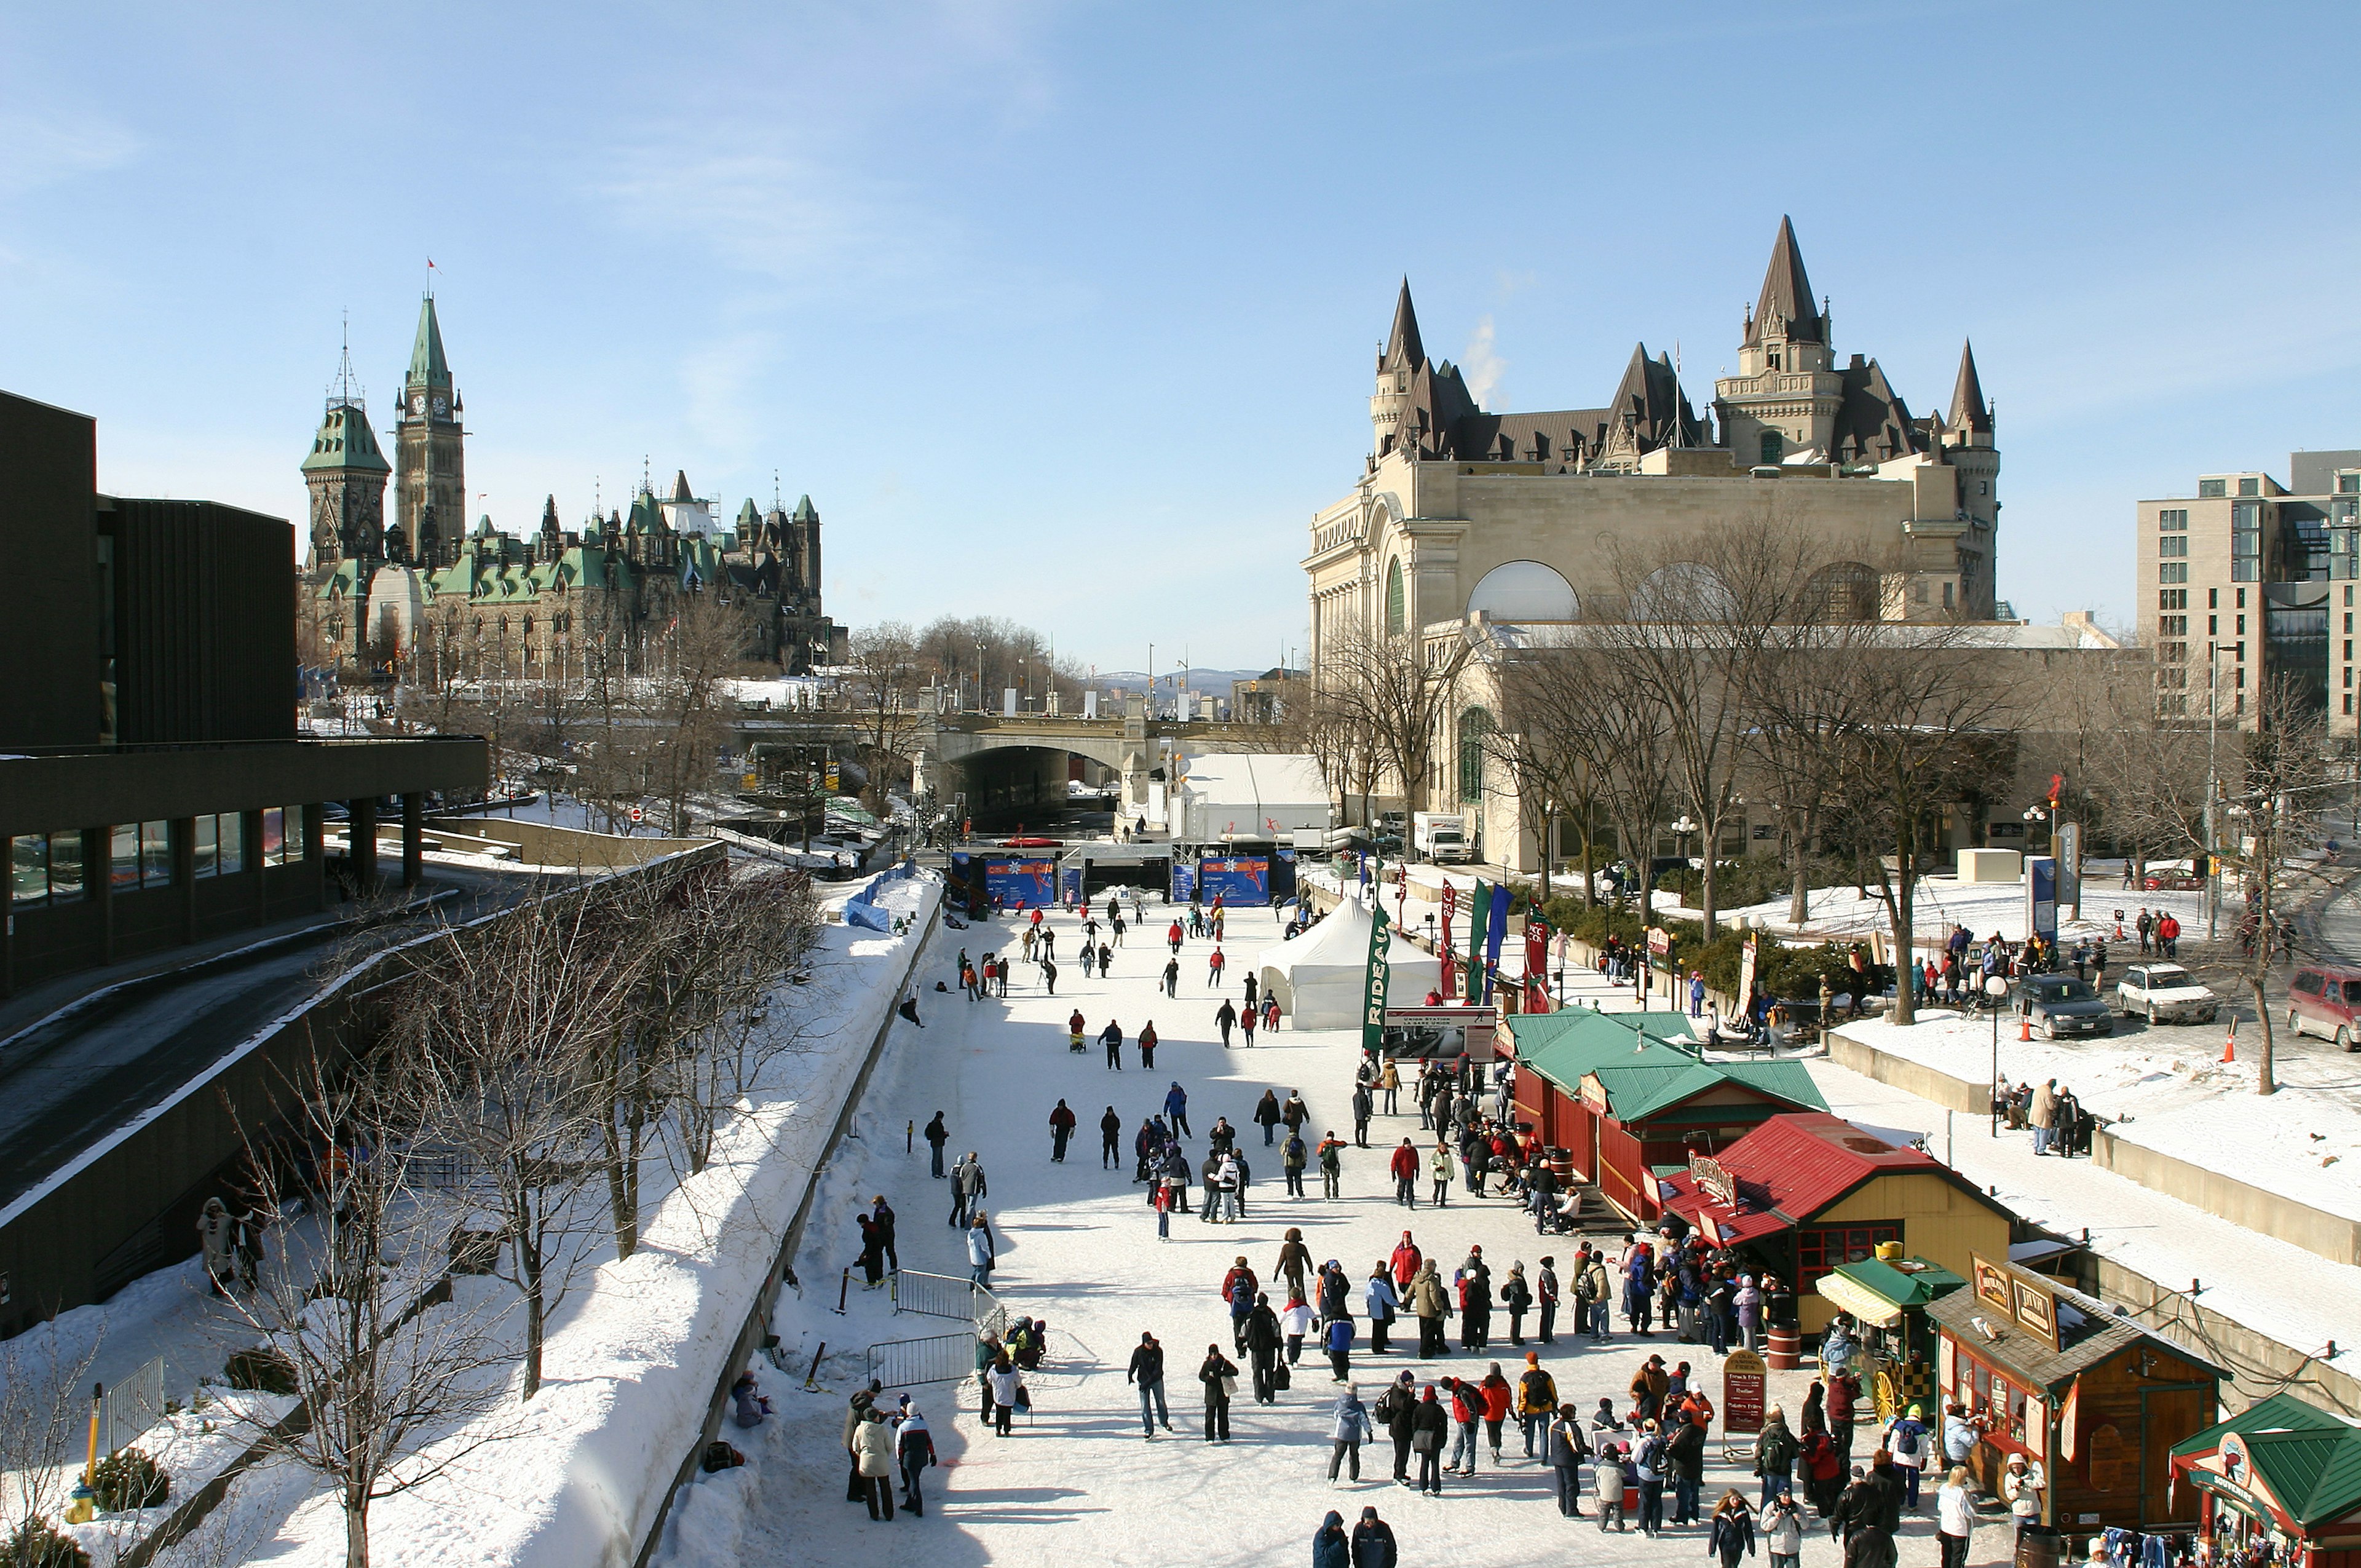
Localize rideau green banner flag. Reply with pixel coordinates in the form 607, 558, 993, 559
1361, 900, 1391, 1054
1468, 879, 1491, 983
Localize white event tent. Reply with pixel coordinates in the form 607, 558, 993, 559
1254, 897, 1441, 1029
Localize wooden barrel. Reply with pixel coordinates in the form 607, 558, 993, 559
1766, 1326, 1801, 1371
1550, 1149, 1575, 1186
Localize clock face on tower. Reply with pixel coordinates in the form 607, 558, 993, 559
410, 392, 424, 414
432, 395, 448, 416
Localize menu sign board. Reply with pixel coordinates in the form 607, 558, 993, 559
1722, 1348, 1767, 1435
1690, 1154, 1737, 1209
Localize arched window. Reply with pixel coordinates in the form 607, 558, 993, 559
1458, 707, 1492, 802
1807, 561, 1882, 622
1385, 557, 1406, 636
1631, 563, 1735, 623
1760, 430, 1784, 465
1468, 560, 1580, 622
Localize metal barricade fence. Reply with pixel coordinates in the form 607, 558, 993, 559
864, 1332, 976, 1387
101, 1355, 166, 1455
892, 1269, 981, 1324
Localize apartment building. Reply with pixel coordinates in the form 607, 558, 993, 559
2136, 450, 2361, 727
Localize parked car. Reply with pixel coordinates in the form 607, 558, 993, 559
2287, 964, 2361, 1050
2011, 975, 2114, 1039
2113, 964, 2220, 1026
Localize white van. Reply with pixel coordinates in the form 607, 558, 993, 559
1414, 812, 1472, 864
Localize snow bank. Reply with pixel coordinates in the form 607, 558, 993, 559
192, 870, 940, 1568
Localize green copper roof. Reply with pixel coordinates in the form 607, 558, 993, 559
737, 498, 761, 529
1828, 1256, 1966, 1310
791, 494, 817, 522
1506, 1008, 1826, 1123
301, 402, 390, 475
2172, 1394, 2361, 1529
408, 294, 451, 390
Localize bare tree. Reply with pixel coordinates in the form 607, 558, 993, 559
2104, 676, 2331, 1093
1315, 619, 1480, 816
218, 1043, 515, 1568
845, 622, 923, 812
0, 1320, 103, 1562
663, 867, 825, 1176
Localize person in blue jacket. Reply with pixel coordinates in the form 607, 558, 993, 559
1351, 1506, 1400, 1568
1313, 1510, 1349, 1568
1165, 1081, 1192, 1136
1324, 1312, 1356, 1383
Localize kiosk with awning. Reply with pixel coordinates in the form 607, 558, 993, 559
1817, 1246, 1967, 1423
1659, 1112, 2012, 1337
1501, 1009, 1828, 1225
1930, 1253, 2223, 1534
2170, 1392, 2361, 1568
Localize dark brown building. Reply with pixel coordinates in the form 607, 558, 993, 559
2, 388, 484, 994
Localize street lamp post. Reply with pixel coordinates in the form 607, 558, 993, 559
1672, 814, 1698, 902
1986, 972, 2012, 1137
2023, 803, 2047, 852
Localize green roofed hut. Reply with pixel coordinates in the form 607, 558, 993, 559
1499, 1007, 1827, 1225
2172, 1393, 2361, 1568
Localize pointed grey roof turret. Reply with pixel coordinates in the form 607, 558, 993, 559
1382, 278, 1425, 371
1747, 216, 1823, 346
672, 469, 694, 503
407, 294, 451, 390
1948, 340, 1993, 434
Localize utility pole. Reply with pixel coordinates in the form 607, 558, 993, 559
2205, 641, 2221, 941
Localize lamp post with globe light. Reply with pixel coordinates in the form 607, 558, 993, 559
1987, 972, 2013, 1137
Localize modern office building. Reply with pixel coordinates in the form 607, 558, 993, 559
2, 388, 484, 995
2135, 451, 2361, 728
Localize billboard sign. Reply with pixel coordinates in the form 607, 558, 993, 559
1196, 856, 1270, 904
1377, 1006, 1498, 1063
984, 857, 1055, 908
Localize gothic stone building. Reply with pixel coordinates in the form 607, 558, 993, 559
301, 296, 845, 679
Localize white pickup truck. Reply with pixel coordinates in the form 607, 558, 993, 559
2113, 962, 2221, 1026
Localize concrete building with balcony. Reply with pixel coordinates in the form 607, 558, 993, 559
2135, 452, 2361, 729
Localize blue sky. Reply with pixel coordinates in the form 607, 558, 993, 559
4, 2, 2356, 670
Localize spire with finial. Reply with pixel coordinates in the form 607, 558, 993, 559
1746, 216, 1823, 346
326, 311, 365, 413
1380, 278, 1425, 372
1948, 339, 1993, 437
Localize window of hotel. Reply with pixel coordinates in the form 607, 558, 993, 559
2239, 478, 2260, 496
2158, 509, 2188, 531
2232, 502, 2261, 582
2159, 536, 2187, 557
2200, 480, 2227, 498
1760, 430, 1783, 465
260, 807, 307, 868
9, 831, 85, 908
2158, 563, 2187, 583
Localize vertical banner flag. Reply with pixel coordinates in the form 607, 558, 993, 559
1524, 917, 1549, 1013
1482, 886, 1510, 1004
1737, 933, 1759, 1020
1361, 901, 1393, 1055
1469, 881, 1491, 992
1394, 862, 1407, 924
1439, 883, 1460, 999
1359, 852, 1370, 893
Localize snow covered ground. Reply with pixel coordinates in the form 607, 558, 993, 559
10, 866, 941, 1568
1830, 1010, 2361, 1225
1803, 1055, 2358, 1394
648, 901, 2006, 1568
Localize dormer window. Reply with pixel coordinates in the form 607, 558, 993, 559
1766, 349, 1781, 370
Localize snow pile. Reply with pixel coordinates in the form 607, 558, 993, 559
175, 870, 940, 1567
1834, 1012, 2361, 1222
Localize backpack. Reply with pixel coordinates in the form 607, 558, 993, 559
1894, 1422, 1923, 1459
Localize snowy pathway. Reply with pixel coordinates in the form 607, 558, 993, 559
658, 901, 1999, 1568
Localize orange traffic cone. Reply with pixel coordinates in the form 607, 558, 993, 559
2221, 1021, 2237, 1064
2019, 1015, 2031, 1042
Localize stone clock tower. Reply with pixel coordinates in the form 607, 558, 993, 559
392, 293, 465, 566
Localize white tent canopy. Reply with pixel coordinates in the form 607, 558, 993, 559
1254, 897, 1441, 1030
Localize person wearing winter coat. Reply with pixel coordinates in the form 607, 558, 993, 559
1458, 1256, 1493, 1353
854, 1408, 898, 1519
1581, 1251, 1614, 1342
1101, 1106, 1125, 1170
1283, 1133, 1310, 1197
1318, 1261, 1351, 1325
1632, 1421, 1668, 1536
1734, 1275, 1766, 1350
1223, 1256, 1260, 1346
1707, 1491, 1759, 1568
1275, 1229, 1314, 1298
1755, 1404, 1800, 1503
730, 1370, 770, 1428
1318, 1133, 1347, 1199
1350, 1083, 1374, 1147
1800, 1427, 1845, 1516
1254, 1088, 1284, 1143
1594, 1442, 1630, 1530
923, 1112, 950, 1178
1324, 1315, 1356, 1383
1516, 1352, 1560, 1458
1282, 1295, 1316, 1364
1128, 1331, 1173, 1438
1546, 1402, 1590, 1517
1476, 1364, 1513, 1459
1364, 1265, 1401, 1355
1389, 1139, 1420, 1208
1428, 1141, 1453, 1208
198, 1197, 237, 1295
1844, 1523, 1899, 1568
1315, 1510, 1350, 1568
1936, 1465, 1975, 1568
1883, 1403, 1931, 1507
1328, 1385, 1375, 1479
1537, 1256, 1561, 1344
1825, 1367, 1862, 1462
894, 1408, 937, 1516
1350, 1507, 1399, 1568
965, 1211, 995, 1286
1049, 1099, 1077, 1162
1762, 1491, 1806, 1568
1410, 1387, 1450, 1495
1163, 1080, 1190, 1136
1374, 1372, 1419, 1483
1199, 1345, 1238, 1442
1447, 1376, 1486, 1476
1410, 1261, 1451, 1358
984, 1355, 1022, 1437
1502, 1264, 1533, 1345
2002, 1453, 2046, 1538
1667, 1414, 1708, 1524
1247, 1294, 1286, 1404
2030, 1078, 2060, 1155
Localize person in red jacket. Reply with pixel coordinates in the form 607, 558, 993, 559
1389, 1139, 1421, 1208
1048, 1100, 1077, 1163
1390, 1231, 1423, 1289
1168, 919, 1185, 953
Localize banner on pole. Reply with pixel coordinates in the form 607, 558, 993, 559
1361, 901, 1393, 1055
1482, 887, 1509, 1004
1524, 917, 1549, 1012
1439, 883, 1459, 1000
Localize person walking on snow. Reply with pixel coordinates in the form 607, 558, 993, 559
1067, 1008, 1086, 1052
1128, 1331, 1174, 1438
1164, 1080, 1191, 1136
1208, 946, 1226, 987
965, 1211, 995, 1286
1216, 997, 1238, 1045
923, 1112, 949, 1178
1318, 1131, 1346, 1199
1329, 1384, 1374, 1479
1390, 1139, 1419, 1207
1048, 1099, 1077, 1162
1240, 1000, 1258, 1043
1101, 1106, 1123, 1169
1255, 1088, 1283, 1145
1138, 1020, 1157, 1068
1102, 1019, 1125, 1069
1163, 956, 1181, 997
